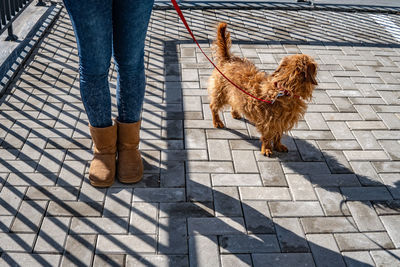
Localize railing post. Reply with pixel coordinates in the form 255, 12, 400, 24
6, 24, 18, 41
37, 0, 46, 6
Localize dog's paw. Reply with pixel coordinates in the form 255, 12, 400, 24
213, 120, 225, 128
261, 148, 273, 157
275, 144, 288, 153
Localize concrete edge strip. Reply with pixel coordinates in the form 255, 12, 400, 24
153, 2, 400, 14
0, 4, 63, 98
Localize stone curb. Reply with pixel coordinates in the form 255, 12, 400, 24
153, 1, 400, 14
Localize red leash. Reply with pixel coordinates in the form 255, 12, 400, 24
170, 0, 275, 104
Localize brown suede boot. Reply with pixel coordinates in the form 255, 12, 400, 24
88, 123, 117, 187
116, 119, 144, 183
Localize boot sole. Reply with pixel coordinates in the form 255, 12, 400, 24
89, 178, 114, 188
117, 176, 142, 184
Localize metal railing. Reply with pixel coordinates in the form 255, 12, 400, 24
0, 0, 37, 41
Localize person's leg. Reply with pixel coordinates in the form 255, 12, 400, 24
63, 0, 113, 128
112, 0, 154, 123
63, 0, 116, 187
112, 0, 154, 183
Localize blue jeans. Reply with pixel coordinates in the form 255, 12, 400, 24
63, 0, 154, 127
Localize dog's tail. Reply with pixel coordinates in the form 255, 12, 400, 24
215, 22, 231, 63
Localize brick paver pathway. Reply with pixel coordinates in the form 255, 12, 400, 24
0, 6, 400, 266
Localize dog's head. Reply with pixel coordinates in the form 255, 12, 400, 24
271, 54, 318, 101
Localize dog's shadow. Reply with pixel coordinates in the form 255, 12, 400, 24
224, 126, 399, 209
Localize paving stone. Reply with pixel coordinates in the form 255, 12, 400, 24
189, 235, 220, 267
0, 253, 61, 266
331, 97, 356, 112
274, 218, 309, 252
158, 217, 187, 254
219, 234, 280, 253
188, 217, 246, 235
186, 173, 213, 202
214, 187, 242, 217
301, 217, 357, 233
327, 121, 354, 140
0, 186, 27, 216
34, 217, 70, 253
257, 162, 287, 186
342, 251, 375, 267
160, 202, 213, 218
315, 187, 350, 216
239, 187, 291, 201
160, 161, 185, 187
380, 173, 400, 199
379, 140, 400, 160
343, 150, 389, 161
323, 150, 353, 174
36, 149, 66, 173
354, 105, 379, 120
103, 188, 132, 217
373, 162, 400, 173
335, 232, 394, 251
282, 162, 331, 175
353, 131, 382, 150
269, 202, 324, 217
252, 253, 315, 267
70, 217, 128, 234
291, 130, 334, 140
304, 113, 329, 130
0, 233, 36, 252
186, 161, 234, 173
309, 174, 360, 187
47, 201, 102, 217
11, 200, 47, 233
380, 215, 400, 248
370, 249, 400, 267
78, 180, 106, 202
26, 186, 78, 201
373, 200, 400, 215
286, 174, 317, 201
242, 200, 274, 234
61, 235, 96, 267
232, 150, 258, 173
7, 173, 57, 186
126, 255, 189, 267
307, 234, 346, 267
347, 201, 385, 231
372, 130, 400, 140
379, 113, 400, 129
317, 140, 361, 150
207, 139, 231, 161
346, 121, 387, 131
221, 254, 252, 267
133, 188, 185, 202
130, 202, 158, 234
350, 161, 383, 186
295, 140, 324, 161
185, 129, 206, 149
211, 174, 262, 187
96, 234, 156, 254
341, 187, 393, 201
322, 113, 361, 121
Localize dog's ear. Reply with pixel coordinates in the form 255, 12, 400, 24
306, 62, 318, 85
273, 57, 288, 76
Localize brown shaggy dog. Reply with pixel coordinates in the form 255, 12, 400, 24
208, 22, 318, 156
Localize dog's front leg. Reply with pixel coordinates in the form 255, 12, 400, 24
261, 138, 273, 157
273, 135, 288, 152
